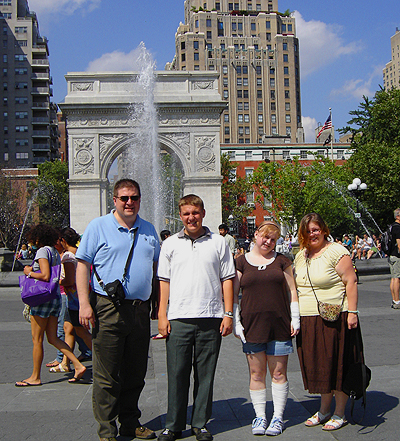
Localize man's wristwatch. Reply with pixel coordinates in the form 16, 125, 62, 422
224, 311, 233, 318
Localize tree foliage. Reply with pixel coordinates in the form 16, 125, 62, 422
252, 157, 354, 237
341, 88, 400, 227
0, 171, 25, 249
36, 161, 70, 228
220, 154, 252, 224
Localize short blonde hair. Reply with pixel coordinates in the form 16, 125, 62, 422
178, 194, 204, 211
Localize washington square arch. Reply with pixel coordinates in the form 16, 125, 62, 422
59, 71, 226, 235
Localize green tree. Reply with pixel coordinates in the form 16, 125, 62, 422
0, 171, 25, 249
252, 157, 353, 236
341, 88, 400, 227
36, 161, 70, 228
220, 153, 252, 225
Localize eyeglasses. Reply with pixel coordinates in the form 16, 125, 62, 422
307, 228, 321, 235
116, 195, 140, 202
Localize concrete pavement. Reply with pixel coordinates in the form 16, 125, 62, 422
0, 271, 399, 441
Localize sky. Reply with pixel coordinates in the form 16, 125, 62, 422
28, 0, 399, 142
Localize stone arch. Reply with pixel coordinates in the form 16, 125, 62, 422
60, 71, 226, 234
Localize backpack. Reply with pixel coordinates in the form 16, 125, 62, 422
381, 224, 394, 255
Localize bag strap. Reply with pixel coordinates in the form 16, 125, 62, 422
93, 227, 138, 290
305, 258, 345, 308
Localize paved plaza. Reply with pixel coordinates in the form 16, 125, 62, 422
0, 271, 398, 441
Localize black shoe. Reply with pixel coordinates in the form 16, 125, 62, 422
157, 428, 182, 441
191, 427, 213, 441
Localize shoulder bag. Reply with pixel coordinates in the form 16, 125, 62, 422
19, 247, 61, 307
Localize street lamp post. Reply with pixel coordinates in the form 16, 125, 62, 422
347, 178, 367, 237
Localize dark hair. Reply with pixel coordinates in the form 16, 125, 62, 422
178, 194, 204, 211
218, 223, 229, 232
61, 227, 81, 247
298, 213, 330, 249
113, 178, 141, 197
26, 224, 59, 247
160, 230, 171, 241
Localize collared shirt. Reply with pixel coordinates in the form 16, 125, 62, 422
224, 233, 236, 254
76, 212, 160, 301
157, 226, 235, 320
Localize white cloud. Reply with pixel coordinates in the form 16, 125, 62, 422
28, 0, 100, 16
294, 11, 360, 78
302, 116, 318, 143
85, 47, 154, 72
330, 65, 383, 100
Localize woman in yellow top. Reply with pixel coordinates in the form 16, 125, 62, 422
293, 213, 359, 431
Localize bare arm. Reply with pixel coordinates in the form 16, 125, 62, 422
76, 259, 95, 330
60, 261, 76, 287
397, 238, 400, 254
336, 254, 358, 329
158, 280, 171, 336
23, 257, 51, 281
220, 278, 233, 336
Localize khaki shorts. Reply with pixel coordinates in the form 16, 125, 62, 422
389, 256, 400, 278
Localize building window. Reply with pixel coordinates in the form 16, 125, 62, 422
238, 114, 243, 123
3, 68, 6, 76
286, 127, 291, 135
283, 54, 289, 62
15, 68, 27, 75
228, 151, 235, 160
251, 22, 256, 31
256, 66, 261, 75
15, 82, 28, 89
257, 102, 263, 110
238, 102, 243, 110
206, 19, 211, 27
193, 40, 199, 50
285, 90, 290, 99
223, 77, 228, 86
18, 40, 28, 47
4, 153, 9, 161
257, 78, 262, 86
337, 150, 344, 159
3, 111, 7, 120
3, 82, 7, 90
195, 20, 199, 28
282, 24, 287, 33
245, 126, 250, 135
181, 53, 185, 62
272, 126, 277, 134
285, 102, 290, 111
225, 126, 230, 134
300, 151, 307, 159
262, 150, 269, 160
283, 42, 288, 51
243, 78, 248, 86
239, 127, 244, 135
16, 125, 29, 132
3, 54, 7, 62
288, 24, 293, 32
245, 151, 253, 160
256, 3, 261, 11
220, 43, 225, 50
207, 31, 212, 39
244, 102, 249, 110
229, 2, 233, 11
284, 66, 289, 75
224, 114, 229, 122
237, 90, 242, 98
15, 26, 27, 33
222, 65, 228, 74
232, 22, 237, 31
15, 111, 28, 119
237, 78, 242, 86
243, 65, 248, 74
3, 97, 7, 106
285, 115, 291, 123
271, 102, 276, 111
16, 152, 29, 159
223, 90, 228, 99
266, 21, 271, 29
3, 126, 8, 134
244, 114, 250, 123
194, 53, 199, 61
283, 150, 290, 159
15, 54, 27, 61
266, 33, 271, 41
258, 114, 263, 123
243, 90, 248, 98
247, 217, 256, 235
284, 78, 289, 87
16, 139, 29, 146
239, 139, 244, 144
236, 65, 241, 74
216, 2, 221, 10
257, 90, 262, 98
270, 78, 275, 87
271, 115, 276, 123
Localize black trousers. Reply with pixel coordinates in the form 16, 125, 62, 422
91, 295, 151, 438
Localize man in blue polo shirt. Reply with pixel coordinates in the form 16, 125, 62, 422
76, 178, 160, 441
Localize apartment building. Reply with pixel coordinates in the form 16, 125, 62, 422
0, 0, 59, 168
383, 27, 400, 90
167, 0, 303, 144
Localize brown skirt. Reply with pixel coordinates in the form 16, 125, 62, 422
296, 312, 361, 394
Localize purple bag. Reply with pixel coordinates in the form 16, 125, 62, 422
19, 248, 61, 307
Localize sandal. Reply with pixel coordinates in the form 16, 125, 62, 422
305, 411, 331, 427
322, 415, 348, 431
45, 359, 60, 368
49, 364, 70, 373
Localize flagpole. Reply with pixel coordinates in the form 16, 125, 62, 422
329, 108, 333, 161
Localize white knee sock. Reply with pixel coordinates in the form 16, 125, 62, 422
271, 381, 288, 420
249, 388, 267, 419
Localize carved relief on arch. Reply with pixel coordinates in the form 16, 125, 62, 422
195, 136, 216, 172
99, 134, 125, 161
191, 81, 214, 91
74, 138, 94, 175
71, 82, 94, 92
162, 133, 190, 161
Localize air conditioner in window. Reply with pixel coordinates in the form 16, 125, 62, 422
247, 202, 255, 208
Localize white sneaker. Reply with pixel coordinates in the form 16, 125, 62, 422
265, 417, 284, 436
252, 417, 267, 435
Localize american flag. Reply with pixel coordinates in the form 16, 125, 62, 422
317, 115, 332, 138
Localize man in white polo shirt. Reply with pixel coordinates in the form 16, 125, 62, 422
157, 194, 235, 441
